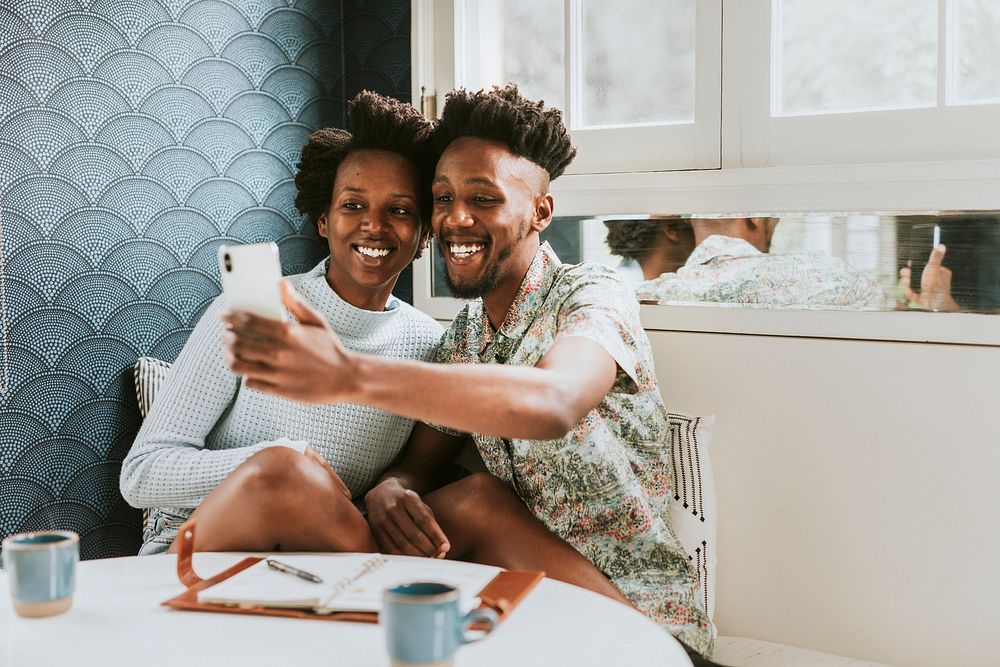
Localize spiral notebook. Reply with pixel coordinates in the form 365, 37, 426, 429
162, 522, 544, 623
196, 553, 496, 614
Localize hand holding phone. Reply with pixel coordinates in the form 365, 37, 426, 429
220, 280, 357, 405
908, 224, 941, 292
218, 242, 285, 321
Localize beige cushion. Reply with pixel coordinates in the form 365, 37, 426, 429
713, 636, 895, 667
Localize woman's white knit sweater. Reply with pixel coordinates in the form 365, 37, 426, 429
120, 259, 442, 554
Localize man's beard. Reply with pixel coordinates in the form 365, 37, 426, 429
439, 219, 527, 299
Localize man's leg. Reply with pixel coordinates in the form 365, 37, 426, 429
425, 474, 728, 666
168, 446, 376, 553
423, 472, 633, 607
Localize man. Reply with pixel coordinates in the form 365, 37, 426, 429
605, 217, 696, 286
636, 216, 892, 308
222, 85, 715, 659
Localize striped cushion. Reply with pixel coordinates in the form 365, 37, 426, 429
132, 356, 172, 531
668, 413, 717, 620
133, 356, 172, 418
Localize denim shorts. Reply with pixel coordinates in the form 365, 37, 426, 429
139, 507, 192, 555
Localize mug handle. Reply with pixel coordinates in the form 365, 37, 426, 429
459, 607, 498, 644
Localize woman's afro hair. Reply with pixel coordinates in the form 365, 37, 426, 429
293, 90, 434, 228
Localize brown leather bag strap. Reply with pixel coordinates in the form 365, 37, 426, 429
175, 520, 204, 588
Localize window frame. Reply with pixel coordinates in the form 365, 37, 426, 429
562, 0, 722, 173
410, 0, 1000, 346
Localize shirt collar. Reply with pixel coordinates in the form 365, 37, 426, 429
685, 235, 762, 267
478, 241, 561, 356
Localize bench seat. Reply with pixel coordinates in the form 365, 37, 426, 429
714, 637, 893, 667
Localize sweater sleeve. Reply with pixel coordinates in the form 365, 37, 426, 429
119, 297, 308, 509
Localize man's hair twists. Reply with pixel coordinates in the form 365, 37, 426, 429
433, 84, 577, 180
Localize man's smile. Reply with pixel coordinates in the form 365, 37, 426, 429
441, 238, 490, 266
448, 242, 486, 259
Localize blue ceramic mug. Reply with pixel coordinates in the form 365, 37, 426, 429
2, 530, 79, 617
383, 581, 498, 667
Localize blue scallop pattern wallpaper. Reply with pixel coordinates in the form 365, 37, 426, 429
0, 0, 412, 558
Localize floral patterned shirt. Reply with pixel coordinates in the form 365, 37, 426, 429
636, 234, 893, 309
433, 242, 714, 655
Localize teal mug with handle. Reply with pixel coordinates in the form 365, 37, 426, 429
383, 581, 498, 667
2, 530, 79, 617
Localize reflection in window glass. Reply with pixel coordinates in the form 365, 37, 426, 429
600, 213, 999, 312
776, 0, 937, 115
769, 214, 896, 288
461, 0, 564, 112
429, 213, 1000, 313
954, 0, 1000, 103
580, 0, 695, 126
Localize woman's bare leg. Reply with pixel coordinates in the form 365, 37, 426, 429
423, 472, 633, 607
167, 446, 376, 553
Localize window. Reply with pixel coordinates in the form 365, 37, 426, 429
774, 0, 939, 116
418, 0, 1000, 172
412, 0, 1000, 341
730, 0, 1000, 166
954, 0, 1000, 104
421, 0, 722, 173
769, 0, 995, 112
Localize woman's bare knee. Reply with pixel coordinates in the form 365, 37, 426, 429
218, 447, 352, 524
172, 447, 369, 553
235, 447, 311, 491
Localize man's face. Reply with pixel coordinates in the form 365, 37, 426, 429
431, 136, 549, 299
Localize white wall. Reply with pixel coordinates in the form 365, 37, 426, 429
648, 330, 1000, 667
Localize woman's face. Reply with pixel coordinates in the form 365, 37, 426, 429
318, 149, 426, 310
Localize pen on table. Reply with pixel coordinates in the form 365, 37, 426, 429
266, 558, 324, 584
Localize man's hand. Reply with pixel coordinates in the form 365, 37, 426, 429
364, 478, 450, 558
221, 281, 358, 402
899, 245, 960, 312
303, 445, 351, 499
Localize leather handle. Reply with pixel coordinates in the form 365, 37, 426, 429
477, 594, 512, 615
175, 520, 204, 588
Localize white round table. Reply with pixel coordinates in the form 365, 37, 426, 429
0, 553, 691, 666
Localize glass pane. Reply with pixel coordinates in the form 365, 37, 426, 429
954, 0, 1000, 103
776, 0, 937, 115
459, 0, 564, 111
580, 0, 696, 126
597, 212, 999, 312
430, 212, 1000, 313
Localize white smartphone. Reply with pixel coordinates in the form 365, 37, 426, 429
218, 242, 285, 321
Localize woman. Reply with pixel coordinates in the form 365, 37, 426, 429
119, 91, 442, 555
